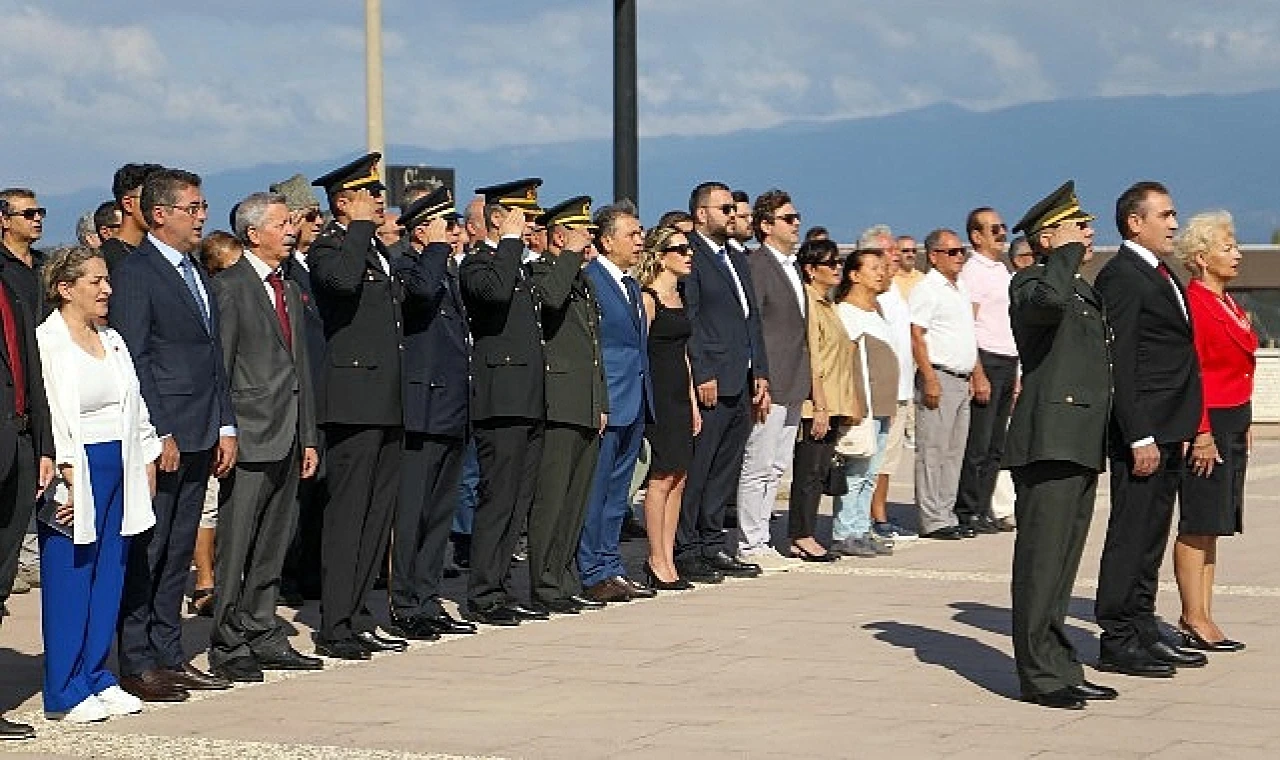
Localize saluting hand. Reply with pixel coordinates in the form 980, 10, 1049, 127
347, 189, 379, 223
424, 217, 449, 245
563, 227, 591, 253
498, 207, 526, 239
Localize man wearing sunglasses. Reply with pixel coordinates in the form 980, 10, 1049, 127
0, 188, 48, 318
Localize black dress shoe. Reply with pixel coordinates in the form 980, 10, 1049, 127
1023, 688, 1086, 710
964, 516, 999, 535
533, 598, 582, 615
505, 603, 551, 621
463, 604, 522, 626
676, 560, 724, 584
1095, 652, 1175, 678
387, 614, 442, 641
417, 612, 478, 635
257, 647, 324, 671
568, 594, 607, 610
957, 525, 978, 538
1178, 623, 1246, 652
1147, 639, 1207, 668
920, 526, 964, 540
704, 551, 762, 578
1069, 680, 1118, 700
165, 662, 233, 691
315, 637, 371, 660
614, 575, 657, 599
0, 714, 35, 740
356, 631, 408, 652
210, 656, 264, 683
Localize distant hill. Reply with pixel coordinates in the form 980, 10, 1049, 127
40, 89, 1280, 246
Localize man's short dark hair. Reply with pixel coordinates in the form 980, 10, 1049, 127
1115, 180, 1169, 239
141, 168, 202, 226
92, 200, 118, 231
752, 189, 792, 241
923, 228, 959, 254
594, 199, 639, 241
804, 226, 829, 242
731, 190, 750, 206
0, 187, 35, 207
112, 163, 165, 205
657, 210, 692, 229
965, 206, 996, 245
688, 181, 730, 215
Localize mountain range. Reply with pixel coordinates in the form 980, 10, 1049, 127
38, 88, 1280, 246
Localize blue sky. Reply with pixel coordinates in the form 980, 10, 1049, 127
1, 1, 1278, 194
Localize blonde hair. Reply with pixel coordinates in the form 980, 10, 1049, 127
43, 245, 104, 305
634, 225, 684, 287
1175, 210, 1234, 276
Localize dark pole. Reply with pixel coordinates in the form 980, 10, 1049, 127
613, 0, 638, 208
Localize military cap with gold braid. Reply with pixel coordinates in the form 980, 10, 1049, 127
1012, 180, 1095, 235
398, 185, 460, 230
537, 195, 596, 230
311, 152, 386, 196
475, 177, 543, 213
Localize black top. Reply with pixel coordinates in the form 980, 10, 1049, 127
101, 237, 135, 274
643, 287, 693, 474
0, 244, 45, 321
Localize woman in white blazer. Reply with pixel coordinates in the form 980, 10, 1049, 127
36, 246, 161, 723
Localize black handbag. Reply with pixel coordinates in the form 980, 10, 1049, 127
821, 453, 848, 496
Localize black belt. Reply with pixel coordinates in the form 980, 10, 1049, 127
931, 364, 972, 381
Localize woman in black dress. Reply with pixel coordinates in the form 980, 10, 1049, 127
636, 226, 701, 590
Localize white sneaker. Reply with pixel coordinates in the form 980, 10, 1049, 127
96, 685, 143, 716
741, 547, 800, 572
46, 695, 108, 723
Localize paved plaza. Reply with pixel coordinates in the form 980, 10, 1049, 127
3, 443, 1280, 759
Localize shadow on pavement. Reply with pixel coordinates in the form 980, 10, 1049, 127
863, 620, 1021, 698
0, 647, 43, 711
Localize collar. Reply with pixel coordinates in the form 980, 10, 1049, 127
762, 242, 794, 265
1125, 240, 1162, 269
966, 251, 1007, 270
727, 239, 746, 254
291, 250, 310, 272
925, 267, 960, 289
148, 233, 192, 269
596, 254, 629, 287
243, 250, 279, 281
696, 231, 724, 253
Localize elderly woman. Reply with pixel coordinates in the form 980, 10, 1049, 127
37, 246, 162, 722
1173, 211, 1255, 652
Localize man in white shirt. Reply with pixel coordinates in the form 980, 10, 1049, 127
909, 228, 980, 539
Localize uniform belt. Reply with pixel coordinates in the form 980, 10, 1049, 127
931, 364, 972, 381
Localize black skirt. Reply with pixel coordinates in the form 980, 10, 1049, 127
1178, 403, 1250, 536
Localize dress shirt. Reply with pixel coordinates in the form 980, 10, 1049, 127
763, 243, 806, 318
909, 268, 978, 374
243, 250, 283, 308
1125, 240, 1188, 320
596, 254, 644, 323
877, 283, 915, 401
698, 231, 750, 318
959, 251, 1018, 357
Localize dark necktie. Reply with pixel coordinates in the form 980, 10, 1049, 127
0, 285, 25, 415
266, 272, 293, 351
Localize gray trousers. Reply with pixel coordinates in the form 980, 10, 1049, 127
914, 370, 971, 534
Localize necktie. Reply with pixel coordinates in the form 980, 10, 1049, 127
1156, 261, 1173, 281
621, 274, 639, 305
266, 272, 293, 351
0, 285, 25, 415
179, 256, 211, 331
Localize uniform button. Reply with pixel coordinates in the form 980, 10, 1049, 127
353, 360, 360, 366
1065, 395, 1074, 403
505, 356, 511, 362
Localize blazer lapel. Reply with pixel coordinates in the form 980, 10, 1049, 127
692, 234, 739, 294
1120, 244, 1188, 327
244, 260, 291, 352
141, 242, 209, 334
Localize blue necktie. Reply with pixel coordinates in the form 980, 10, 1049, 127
179, 256, 211, 331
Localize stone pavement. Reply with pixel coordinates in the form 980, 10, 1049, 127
3, 443, 1280, 759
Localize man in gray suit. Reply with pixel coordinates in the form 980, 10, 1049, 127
208, 192, 321, 681
737, 189, 809, 570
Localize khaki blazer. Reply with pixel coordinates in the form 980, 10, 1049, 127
802, 290, 864, 421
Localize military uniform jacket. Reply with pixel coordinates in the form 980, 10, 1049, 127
1003, 242, 1112, 472
393, 241, 470, 439
528, 249, 608, 429
306, 219, 404, 427
459, 237, 546, 422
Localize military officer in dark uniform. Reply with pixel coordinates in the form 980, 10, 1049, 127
458, 178, 550, 626
526, 196, 609, 615
387, 186, 478, 639
1005, 181, 1116, 709
306, 153, 408, 659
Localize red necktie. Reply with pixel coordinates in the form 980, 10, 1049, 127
0, 284, 25, 416
1156, 262, 1173, 281
266, 272, 293, 351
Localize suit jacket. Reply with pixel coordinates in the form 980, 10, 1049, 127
459, 237, 545, 422
281, 253, 327, 422
393, 241, 470, 438
747, 244, 811, 406
529, 249, 608, 429
683, 232, 769, 398
0, 262, 53, 483
211, 255, 317, 463
1094, 243, 1202, 450
1003, 243, 1112, 471
1187, 280, 1257, 433
584, 259, 654, 428
307, 219, 404, 427
108, 237, 235, 452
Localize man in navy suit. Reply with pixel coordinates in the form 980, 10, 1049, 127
110, 168, 238, 702
579, 201, 655, 602
676, 181, 770, 583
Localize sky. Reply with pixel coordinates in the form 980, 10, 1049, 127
1, 1, 1278, 195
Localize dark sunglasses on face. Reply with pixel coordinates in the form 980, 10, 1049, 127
7, 207, 46, 220
661, 243, 692, 255
988, 223, 1007, 234
303, 209, 321, 222
815, 258, 841, 268
772, 213, 802, 224
931, 247, 967, 257
701, 204, 734, 215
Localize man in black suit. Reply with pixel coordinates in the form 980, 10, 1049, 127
1094, 181, 1207, 677
307, 153, 408, 660
458, 178, 550, 626
676, 181, 770, 583
387, 187, 477, 639
207, 192, 322, 682
111, 168, 239, 701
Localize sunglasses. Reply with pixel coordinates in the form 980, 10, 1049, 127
6, 207, 46, 220
1046, 220, 1091, 231
931, 247, 967, 257
987, 223, 1007, 234
303, 209, 321, 222
701, 204, 735, 215
661, 243, 692, 255
814, 259, 841, 268
772, 213, 802, 224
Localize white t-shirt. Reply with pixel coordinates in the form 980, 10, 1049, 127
909, 269, 978, 374
877, 284, 915, 401
75, 336, 125, 444
835, 301, 892, 346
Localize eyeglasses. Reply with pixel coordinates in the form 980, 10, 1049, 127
815, 259, 841, 268
700, 204, 735, 215
987, 223, 1007, 234
931, 247, 967, 257
165, 201, 209, 216
102, 223, 122, 230
771, 213, 802, 225
661, 243, 692, 255
898, 246, 917, 254
6, 207, 46, 220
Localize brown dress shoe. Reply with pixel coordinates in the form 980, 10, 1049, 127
613, 576, 657, 599
583, 578, 631, 603
119, 669, 189, 702
164, 662, 233, 691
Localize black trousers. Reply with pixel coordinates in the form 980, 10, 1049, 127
955, 350, 1018, 522
788, 418, 837, 540
529, 423, 598, 604
319, 424, 402, 642
209, 448, 299, 667
283, 429, 326, 598
390, 432, 464, 619
1095, 442, 1184, 656
676, 391, 750, 563
0, 430, 35, 610
1011, 460, 1097, 696
118, 447, 213, 675
468, 418, 544, 611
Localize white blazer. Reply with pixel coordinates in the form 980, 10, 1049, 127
37, 310, 162, 544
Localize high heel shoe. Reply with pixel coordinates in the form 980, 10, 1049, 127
789, 543, 838, 563
644, 562, 693, 591
1178, 619, 1245, 652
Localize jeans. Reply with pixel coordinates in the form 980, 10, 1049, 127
832, 417, 890, 541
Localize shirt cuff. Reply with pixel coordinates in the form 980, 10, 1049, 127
500, 234, 521, 241
1130, 436, 1155, 449
219, 426, 238, 438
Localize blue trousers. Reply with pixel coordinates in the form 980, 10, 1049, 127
452, 439, 478, 535
833, 417, 890, 541
40, 441, 127, 712
578, 419, 644, 587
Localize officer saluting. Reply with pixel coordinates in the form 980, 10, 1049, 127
1005, 181, 1115, 709
306, 153, 408, 659
459, 178, 550, 626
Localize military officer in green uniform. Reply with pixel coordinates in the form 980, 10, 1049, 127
1005, 181, 1116, 710
525, 196, 610, 615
